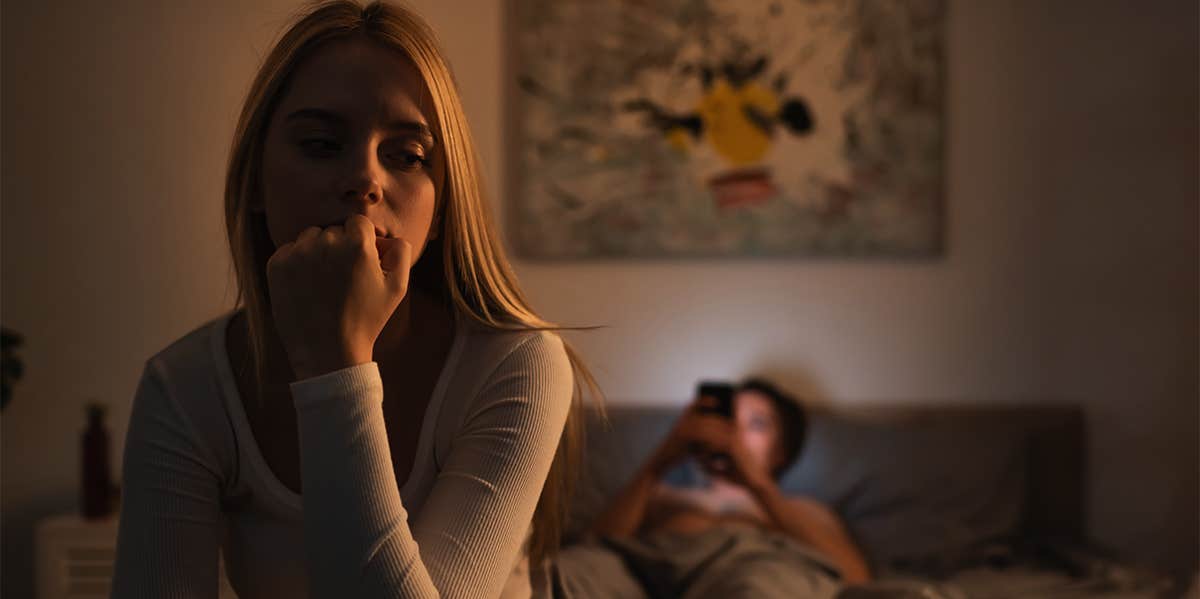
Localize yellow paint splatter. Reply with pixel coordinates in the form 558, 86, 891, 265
665, 127, 692, 154
697, 78, 781, 166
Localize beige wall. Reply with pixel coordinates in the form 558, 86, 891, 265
3, 0, 1196, 596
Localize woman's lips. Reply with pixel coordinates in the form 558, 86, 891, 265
317, 219, 390, 238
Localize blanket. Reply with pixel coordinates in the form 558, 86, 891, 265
543, 529, 1181, 599
547, 526, 845, 598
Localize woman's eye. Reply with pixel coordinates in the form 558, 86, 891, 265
389, 151, 430, 170
296, 139, 428, 170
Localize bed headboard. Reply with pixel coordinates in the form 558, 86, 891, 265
813, 403, 1087, 543
569, 402, 1086, 551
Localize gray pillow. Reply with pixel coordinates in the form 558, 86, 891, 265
779, 413, 1028, 574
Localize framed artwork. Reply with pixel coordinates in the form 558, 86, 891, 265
507, 0, 945, 259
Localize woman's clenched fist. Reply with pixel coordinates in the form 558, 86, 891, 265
265, 214, 413, 380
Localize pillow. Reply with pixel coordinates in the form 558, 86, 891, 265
779, 412, 1029, 574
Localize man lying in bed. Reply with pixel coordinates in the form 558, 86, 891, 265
550, 379, 870, 598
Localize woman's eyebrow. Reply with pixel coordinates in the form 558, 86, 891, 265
284, 107, 435, 146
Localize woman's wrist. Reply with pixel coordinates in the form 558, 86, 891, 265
288, 345, 372, 381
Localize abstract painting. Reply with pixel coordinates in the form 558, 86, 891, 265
509, 0, 945, 258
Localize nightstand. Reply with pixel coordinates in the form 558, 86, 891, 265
35, 513, 237, 598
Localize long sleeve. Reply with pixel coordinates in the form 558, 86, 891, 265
288, 331, 573, 599
111, 361, 224, 599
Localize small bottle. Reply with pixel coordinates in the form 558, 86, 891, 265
81, 402, 113, 519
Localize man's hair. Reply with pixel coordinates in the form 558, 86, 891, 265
737, 378, 808, 479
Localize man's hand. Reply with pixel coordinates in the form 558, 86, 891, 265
648, 401, 773, 494
709, 431, 775, 495
648, 401, 727, 474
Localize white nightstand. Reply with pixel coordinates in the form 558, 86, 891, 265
35, 513, 237, 598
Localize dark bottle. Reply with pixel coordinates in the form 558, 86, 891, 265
81, 402, 113, 519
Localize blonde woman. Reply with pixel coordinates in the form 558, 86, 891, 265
111, 2, 597, 597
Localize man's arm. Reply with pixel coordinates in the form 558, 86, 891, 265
589, 459, 667, 538
591, 401, 721, 537
750, 484, 871, 584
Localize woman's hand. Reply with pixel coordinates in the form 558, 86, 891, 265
265, 214, 413, 380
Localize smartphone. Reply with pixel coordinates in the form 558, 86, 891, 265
692, 381, 735, 475
695, 381, 735, 419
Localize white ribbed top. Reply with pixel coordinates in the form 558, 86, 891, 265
110, 310, 573, 598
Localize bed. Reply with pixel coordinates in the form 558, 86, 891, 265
558, 402, 1183, 598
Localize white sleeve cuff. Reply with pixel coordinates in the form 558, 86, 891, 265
288, 362, 383, 411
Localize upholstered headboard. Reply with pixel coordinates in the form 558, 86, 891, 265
566, 402, 1086, 569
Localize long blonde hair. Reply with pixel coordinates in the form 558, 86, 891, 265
223, 0, 602, 567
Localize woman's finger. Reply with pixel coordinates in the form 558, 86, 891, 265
375, 237, 398, 270
343, 214, 374, 250
296, 225, 322, 246
319, 226, 340, 248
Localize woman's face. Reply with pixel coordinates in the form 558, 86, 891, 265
256, 36, 445, 262
734, 390, 783, 475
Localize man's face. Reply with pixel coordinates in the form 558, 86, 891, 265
734, 389, 783, 475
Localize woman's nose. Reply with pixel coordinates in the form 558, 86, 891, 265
340, 144, 384, 205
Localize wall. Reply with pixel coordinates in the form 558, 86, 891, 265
1024, 1, 1198, 572
2, 1, 1195, 596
